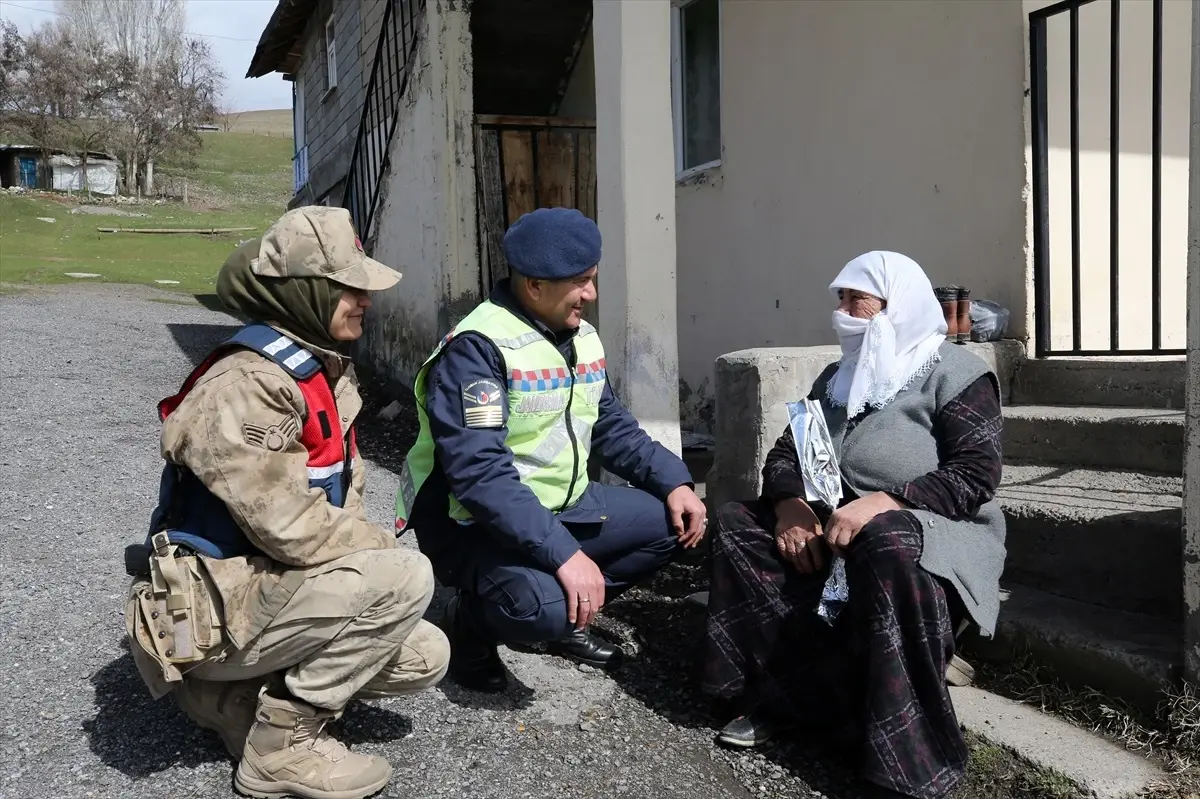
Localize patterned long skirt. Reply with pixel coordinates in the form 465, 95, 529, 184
700, 499, 969, 799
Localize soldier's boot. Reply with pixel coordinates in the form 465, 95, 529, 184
175, 676, 267, 759
234, 692, 392, 799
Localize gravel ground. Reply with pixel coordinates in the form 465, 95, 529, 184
0, 284, 1033, 799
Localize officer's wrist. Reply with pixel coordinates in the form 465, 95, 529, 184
536, 527, 582, 572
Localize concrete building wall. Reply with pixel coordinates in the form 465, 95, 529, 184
361, 0, 386, 84
671, 0, 1029, 427
1186, 187, 1200, 677
1028, 0, 1193, 353
358, 0, 479, 388
1184, 0, 1200, 683
558, 28, 595, 119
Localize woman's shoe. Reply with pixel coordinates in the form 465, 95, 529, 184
716, 713, 791, 748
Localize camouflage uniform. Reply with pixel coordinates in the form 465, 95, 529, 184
125, 207, 447, 799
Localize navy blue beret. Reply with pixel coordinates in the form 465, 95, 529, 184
502, 207, 601, 280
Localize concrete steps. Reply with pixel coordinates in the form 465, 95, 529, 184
978, 357, 1185, 715
1002, 404, 1185, 474
997, 464, 1183, 618
1012, 356, 1186, 410
969, 584, 1180, 715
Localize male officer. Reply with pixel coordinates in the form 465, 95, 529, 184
395, 206, 707, 692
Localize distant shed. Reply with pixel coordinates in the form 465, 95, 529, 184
0, 145, 121, 195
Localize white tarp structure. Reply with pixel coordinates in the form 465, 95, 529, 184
48, 154, 119, 196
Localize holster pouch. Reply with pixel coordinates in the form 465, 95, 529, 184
127, 532, 226, 685
124, 543, 152, 578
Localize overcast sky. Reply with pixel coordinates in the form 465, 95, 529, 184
0, 0, 292, 111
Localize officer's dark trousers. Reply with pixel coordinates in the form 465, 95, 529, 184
459, 485, 680, 644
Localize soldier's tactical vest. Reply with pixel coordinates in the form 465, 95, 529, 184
395, 301, 606, 531
148, 323, 356, 559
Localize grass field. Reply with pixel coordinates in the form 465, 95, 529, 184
218, 108, 294, 137
0, 124, 294, 296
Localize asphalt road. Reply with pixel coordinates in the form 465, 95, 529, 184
0, 284, 876, 799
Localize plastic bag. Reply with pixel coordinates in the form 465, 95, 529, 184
816, 557, 849, 624
969, 299, 1011, 342
786, 399, 850, 626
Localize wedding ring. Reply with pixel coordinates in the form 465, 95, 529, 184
580, 598, 591, 603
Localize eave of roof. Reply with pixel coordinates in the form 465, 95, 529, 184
245, 0, 320, 79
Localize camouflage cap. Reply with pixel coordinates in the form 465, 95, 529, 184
251, 206, 402, 291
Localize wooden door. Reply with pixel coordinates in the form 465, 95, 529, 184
474, 114, 598, 325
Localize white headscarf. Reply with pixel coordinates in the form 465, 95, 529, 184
826, 251, 947, 418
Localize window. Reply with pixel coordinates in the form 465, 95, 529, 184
324, 15, 338, 93
671, 0, 721, 175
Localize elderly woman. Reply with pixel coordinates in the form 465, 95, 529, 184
700, 251, 1006, 799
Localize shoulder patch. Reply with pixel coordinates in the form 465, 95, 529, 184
461, 378, 506, 429
242, 413, 301, 451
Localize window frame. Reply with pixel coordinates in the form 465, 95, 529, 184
293, 72, 306, 151
323, 14, 338, 97
670, 0, 723, 180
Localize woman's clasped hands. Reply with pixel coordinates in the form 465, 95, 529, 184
774, 492, 907, 572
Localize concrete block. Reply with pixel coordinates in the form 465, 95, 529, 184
998, 465, 1183, 618
707, 341, 1025, 509
969, 584, 1180, 714
1003, 405, 1185, 475
708, 345, 841, 510
950, 686, 1166, 799
1012, 357, 1187, 409
963, 339, 1027, 403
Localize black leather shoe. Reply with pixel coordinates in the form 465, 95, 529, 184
441, 594, 508, 693
544, 629, 623, 669
715, 712, 793, 749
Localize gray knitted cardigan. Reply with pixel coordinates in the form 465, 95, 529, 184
809, 342, 1007, 636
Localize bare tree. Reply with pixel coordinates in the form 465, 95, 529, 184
57, 0, 188, 190
3, 23, 76, 187
123, 38, 220, 193
0, 19, 23, 114
57, 34, 127, 192
56, 0, 184, 68
218, 97, 244, 133
2, 22, 127, 191
2, 1, 222, 197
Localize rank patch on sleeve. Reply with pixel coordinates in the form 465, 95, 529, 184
242, 413, 301, 451
461, 378, 506, 429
